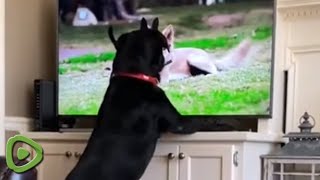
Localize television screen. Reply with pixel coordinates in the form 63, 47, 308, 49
58, 0, 274, 116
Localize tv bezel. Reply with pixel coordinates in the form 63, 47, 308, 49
55, 0, 277, 120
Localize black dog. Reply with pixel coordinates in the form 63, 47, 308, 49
66, 18, 201, 180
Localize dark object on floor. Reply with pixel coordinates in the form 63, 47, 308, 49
0, 156, 37, 180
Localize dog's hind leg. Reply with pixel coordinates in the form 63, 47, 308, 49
187, 54, 218, 75
215, 39, 252, 71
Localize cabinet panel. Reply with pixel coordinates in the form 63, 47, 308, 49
286, 50, 320, 132
179, 145, 236, 180
187, 158, 222, 180
141, 143, 179, 180
26, 142, 86, 180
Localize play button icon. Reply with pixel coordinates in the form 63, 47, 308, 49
6, 135, 44, 173
17, 147, 31, 160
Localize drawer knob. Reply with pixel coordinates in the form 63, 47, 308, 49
178, 153, 185, 160
168, 153, 175, 160
74, 152, 82, 158
233, 151, 239, 167
65, 151, 72, 158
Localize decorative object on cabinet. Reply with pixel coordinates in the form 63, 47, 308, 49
261, 112, 320, 180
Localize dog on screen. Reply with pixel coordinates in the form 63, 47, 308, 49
160, 24, 252, 83
66, 18, 200, 180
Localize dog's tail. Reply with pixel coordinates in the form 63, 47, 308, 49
214, 39, 253, 71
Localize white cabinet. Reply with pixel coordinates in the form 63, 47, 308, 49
141, 144, 236, 180
24, 140, 86, 180
141, 144, 178, 180
179, 145, 236, 180
21, 132, 281, 180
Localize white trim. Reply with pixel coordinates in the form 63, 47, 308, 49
20, 131, 284, 143
278, 3, 320, 21
0, 0, 5, 155
285, 45, 320, 133
277, 0, 320, 9
4, 116, 34, 132
275, 1, 320, 133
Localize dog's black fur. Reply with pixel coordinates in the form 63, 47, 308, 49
66, 18, 201, 180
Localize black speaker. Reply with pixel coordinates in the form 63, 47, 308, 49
34, 79, 59, 131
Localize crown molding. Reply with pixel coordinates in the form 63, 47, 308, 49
277, 0, 320, 20
277, 0, 320, 9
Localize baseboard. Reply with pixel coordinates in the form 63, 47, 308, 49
5, 116, 34, 132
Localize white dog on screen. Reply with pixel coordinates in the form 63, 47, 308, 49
160, 25, 252, 83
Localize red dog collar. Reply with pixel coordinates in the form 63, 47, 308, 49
113, 72, 159, 86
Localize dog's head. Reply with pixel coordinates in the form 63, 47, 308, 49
108, 18, 170, 80
161, 25, 175, 67
162, 25, 175, 51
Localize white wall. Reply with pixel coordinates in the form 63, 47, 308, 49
0, 0, 6, 155
3, 0, 57, 151
276, 0, 320, 133
259, 0, 320, 135
5, 0, 56, 118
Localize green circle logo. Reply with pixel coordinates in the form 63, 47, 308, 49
6, 135, 44, 173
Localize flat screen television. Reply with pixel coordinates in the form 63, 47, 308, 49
57, 0, 275, 118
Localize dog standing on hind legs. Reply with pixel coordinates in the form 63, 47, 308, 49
66, 18, 201, 180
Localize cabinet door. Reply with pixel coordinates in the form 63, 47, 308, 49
26, 142, 86, 180
179, 145, 236, 180
140, 143, 179, 180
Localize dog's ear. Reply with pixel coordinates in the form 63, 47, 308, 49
151, 17, 159, 30
108, 26, 118, 50
140, 17, 148, 30
162, 25, 174, 47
